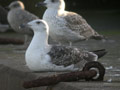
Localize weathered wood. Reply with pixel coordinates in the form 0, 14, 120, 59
23, 61, 105, 89
23, 70, 97, 89
0, 37, 24, 45
83, 61, 105, 81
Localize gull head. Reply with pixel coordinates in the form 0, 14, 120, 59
8, 1, 25, 10
20, 19, 49, 33
36, 0, 65, 10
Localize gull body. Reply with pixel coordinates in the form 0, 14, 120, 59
8, 1, 39, 35
22, 19, 107, 71
7, 1, 39, 46
36, 0, 104, 44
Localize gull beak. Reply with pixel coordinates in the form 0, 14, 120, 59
19, 24, 30, 29
19, 24, 26, 29
5, 6, 10, 11
35, 2, 47, 7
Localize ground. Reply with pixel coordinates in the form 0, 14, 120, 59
0, 32, 120, 90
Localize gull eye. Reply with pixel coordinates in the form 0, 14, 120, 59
36, 21, 41, 24
13, 4, 20, 7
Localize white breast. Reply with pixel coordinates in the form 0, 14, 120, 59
43, 9, 67, 40
25, 47, 52, 71
43, 9, 84, 43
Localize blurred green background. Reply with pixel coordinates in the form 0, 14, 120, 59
0, 0, 120, 34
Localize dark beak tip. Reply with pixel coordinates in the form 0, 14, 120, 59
35, 2, 46, 7
5, 6, 9, 11
19, 24, 25, 29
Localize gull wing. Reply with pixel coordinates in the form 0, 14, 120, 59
14, 9, 39, 23
64, 12, 96, 38
48, 45, 97, 67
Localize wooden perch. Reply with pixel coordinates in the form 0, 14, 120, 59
23, 70, 97, 89
23, 61, 105, 89
0, 37, 24, 45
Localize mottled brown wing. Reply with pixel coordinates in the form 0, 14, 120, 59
48, 45, 96, 67
64, 12, 95, 38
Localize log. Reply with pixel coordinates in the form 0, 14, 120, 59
23, 70, 97, 89
0, 37, 24, 45
23, 61, 105, 89
83, 61, 105, 81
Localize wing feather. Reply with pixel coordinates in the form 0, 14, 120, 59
64, 12, 95, 38
48, 45, 97, 67
15, 9, 38, 23
8, 9, 39, 34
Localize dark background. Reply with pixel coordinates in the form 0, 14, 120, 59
1, 0, 120, 10
0, 0, 120, 33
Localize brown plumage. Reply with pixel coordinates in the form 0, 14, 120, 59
48, 45, 107, 67
64, 12, 96, 38
7, 1, 39, 35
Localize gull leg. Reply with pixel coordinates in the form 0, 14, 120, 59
58, 42, 62, 45
24, 34, 28, 45
24, 35, 32, 47
69, 41, 72, 47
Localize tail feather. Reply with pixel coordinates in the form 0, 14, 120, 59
92, 49, 107, 59
91, 35, 104, 40
91, 32, 106, 40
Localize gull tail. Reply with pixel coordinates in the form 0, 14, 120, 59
91, 35, 105, 40
92, 49, 107, 59
91, 32, 106, 40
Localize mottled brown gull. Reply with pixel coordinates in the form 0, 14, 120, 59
7, 1, 39, 45
36, 0, 104, 44
20, 19, 107, 71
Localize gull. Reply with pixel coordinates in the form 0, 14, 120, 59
7, 1, 39, 46
20, 19, 107, 71
36, 0, 105, 44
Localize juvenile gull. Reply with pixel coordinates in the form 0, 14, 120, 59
36, 0, 104, 44
20, 19, 107, 71
7, 1, 39, 45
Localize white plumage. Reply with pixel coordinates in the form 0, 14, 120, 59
36, 0, 104, 44
21, 19, 106, 72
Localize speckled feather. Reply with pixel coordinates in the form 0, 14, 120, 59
48, 45, 97, 67
42, 0, 104, 43
24, 19, 106, 71
64, 12, 96, 38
